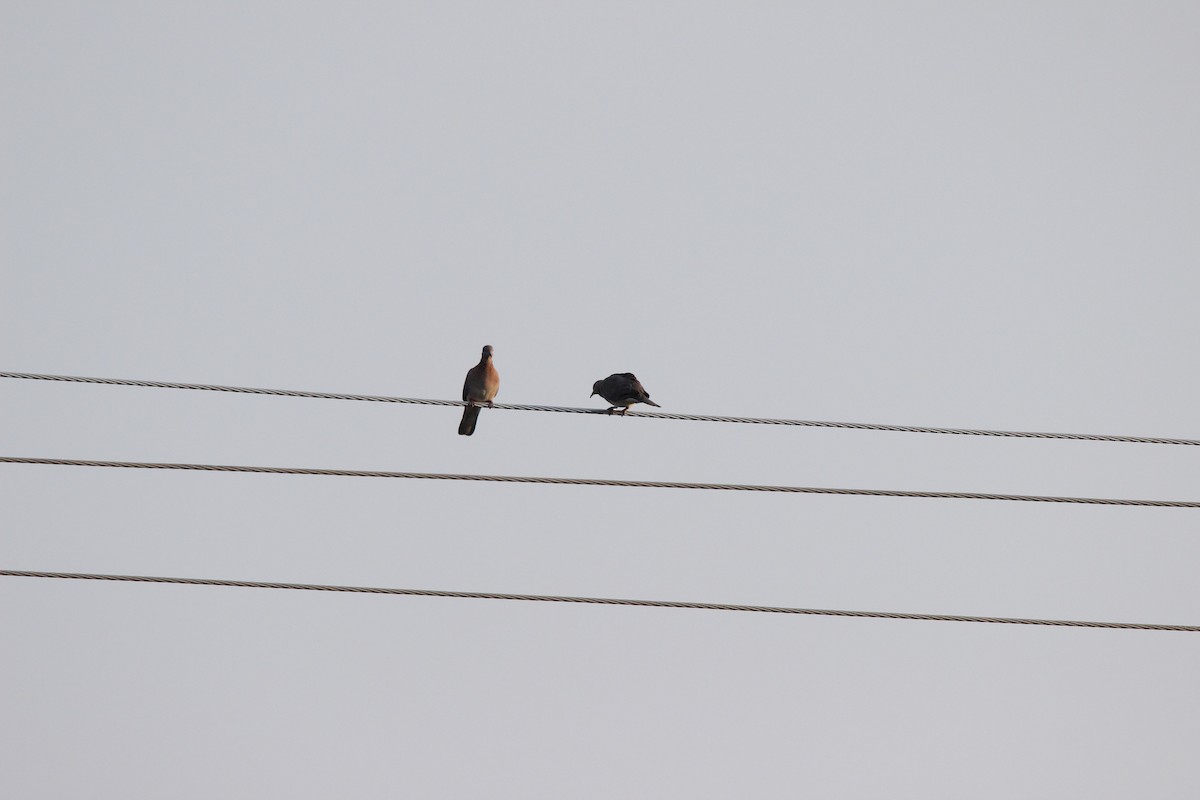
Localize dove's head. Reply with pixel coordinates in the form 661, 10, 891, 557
481, 345, 494, 359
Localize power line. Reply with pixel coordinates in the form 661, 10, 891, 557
4, 371, 1197, 446
3, 456, 1197, 508
2, 569, 1195, 632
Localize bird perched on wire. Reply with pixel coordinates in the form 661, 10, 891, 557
459, 345, 500, 436
591, 373, 661, 414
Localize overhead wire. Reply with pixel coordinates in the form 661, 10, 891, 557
3, 371, 1197, 446
6, 380, 1192, 634
2, 456, 1197, 507
1, 570, 1195, 632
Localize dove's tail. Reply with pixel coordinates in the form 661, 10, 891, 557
458, 405, 481, 436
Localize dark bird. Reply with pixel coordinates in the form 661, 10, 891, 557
459, 345, 500, 435
591, 373, 660, 414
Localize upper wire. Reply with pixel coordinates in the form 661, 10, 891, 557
3, 371, 1197, 446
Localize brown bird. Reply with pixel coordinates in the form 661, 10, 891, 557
459, 345, 500, 436
591, 373, 660, 414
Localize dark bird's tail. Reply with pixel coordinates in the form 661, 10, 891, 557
643, 399, 661, 408
458, 405, 481, 436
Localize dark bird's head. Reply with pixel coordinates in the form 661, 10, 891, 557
590, 379, 604, 397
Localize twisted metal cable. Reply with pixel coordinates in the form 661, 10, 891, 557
4, 371, 1197, 446
3, 456, 1197, 508
2, 570, 1195, 632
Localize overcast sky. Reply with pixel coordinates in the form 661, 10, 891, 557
4, 2, 1199, 797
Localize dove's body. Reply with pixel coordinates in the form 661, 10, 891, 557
459, 345, 499, 436
591, 373, 660, 414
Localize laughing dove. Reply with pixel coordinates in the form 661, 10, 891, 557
591, 373, 661, 414
459, 345, 500, 436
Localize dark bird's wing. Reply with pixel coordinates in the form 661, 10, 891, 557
625, 375, 660, 407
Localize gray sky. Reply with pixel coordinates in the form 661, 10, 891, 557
3, 2, 1199, 797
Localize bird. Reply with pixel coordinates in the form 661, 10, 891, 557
591, 373, 660, 414
459, 345, 500, 436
